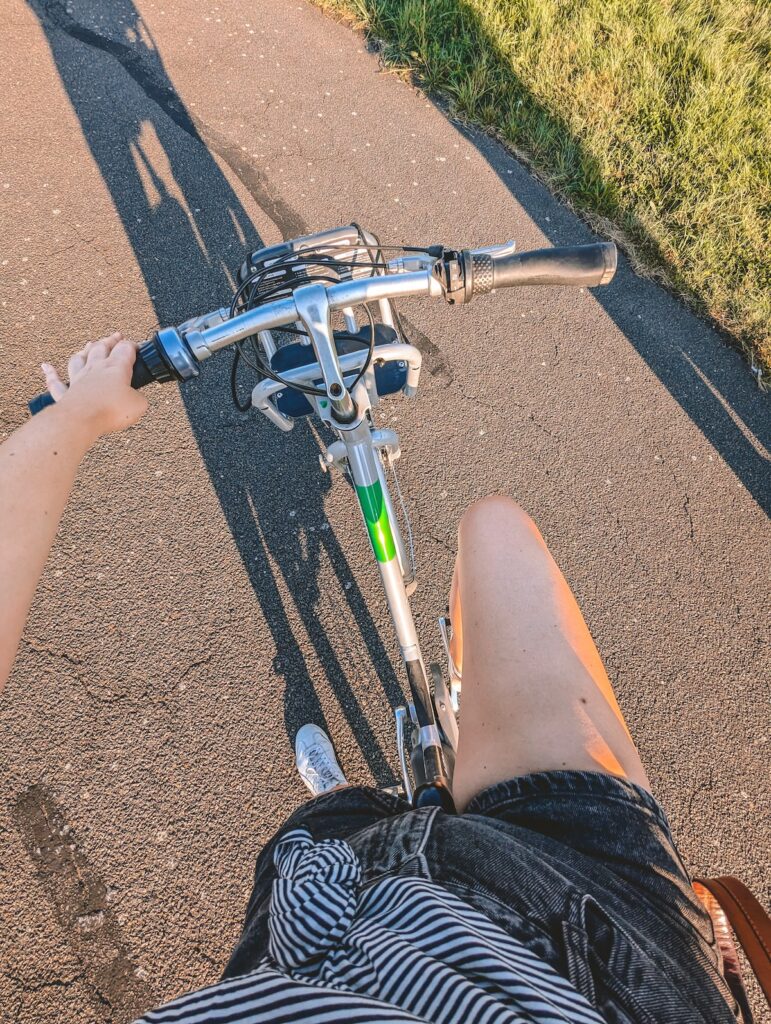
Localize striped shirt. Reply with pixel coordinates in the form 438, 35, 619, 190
137, 828, 605, 1023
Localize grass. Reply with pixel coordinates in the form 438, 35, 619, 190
315, 0, 771, 382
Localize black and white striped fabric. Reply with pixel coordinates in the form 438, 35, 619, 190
138, 828, 605, 1024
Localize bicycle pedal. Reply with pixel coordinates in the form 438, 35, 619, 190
450, 678, 461, 713
438, 615, 452, 655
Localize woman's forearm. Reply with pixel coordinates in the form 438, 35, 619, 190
0, 333, 147, 693
0, 404, 97, 691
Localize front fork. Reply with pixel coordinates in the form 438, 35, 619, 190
333, 418, 455, 810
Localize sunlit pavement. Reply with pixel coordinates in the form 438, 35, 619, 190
0, 1, 769, 1020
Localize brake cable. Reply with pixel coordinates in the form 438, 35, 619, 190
228, 240, 416, 411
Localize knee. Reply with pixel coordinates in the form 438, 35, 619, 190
459, 494, 537, 543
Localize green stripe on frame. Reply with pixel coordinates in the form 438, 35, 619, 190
356, 480, 396, 563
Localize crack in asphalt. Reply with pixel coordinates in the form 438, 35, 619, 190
686, 763, 715, 820
22, 635, 143, 704
597, 499, 651, 573
664, 463, 700, 550
5, 970, 86, 993
443, 376, 565, 447
21, 635, 173, 706
451, 381, 499, 414
178, 652, 214, 681
23, 612, 241, 705
194, 945, 220, 973
682, 491, 696, 544
22, 634, 83, 669
523, 410, 561, 442
411, 509, 456, 557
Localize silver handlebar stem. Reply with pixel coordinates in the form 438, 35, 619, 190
293, 282, 355, 421
185, 295, 298, 360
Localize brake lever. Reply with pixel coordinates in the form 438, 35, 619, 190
473, 239, 516, 258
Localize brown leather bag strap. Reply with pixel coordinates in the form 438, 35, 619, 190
696, 875, 771, 1009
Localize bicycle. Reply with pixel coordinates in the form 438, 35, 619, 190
30, 224, 617, 813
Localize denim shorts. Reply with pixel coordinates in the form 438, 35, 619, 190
225, 771, 741, 1023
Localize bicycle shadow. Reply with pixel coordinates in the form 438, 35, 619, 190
29, 0, 400, 784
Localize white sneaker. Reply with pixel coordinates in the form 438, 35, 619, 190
295, 724, 348, 796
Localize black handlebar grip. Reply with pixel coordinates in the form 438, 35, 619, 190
129, 346, 157, 388
470, 242, 617, 294
27, 346, 158, 416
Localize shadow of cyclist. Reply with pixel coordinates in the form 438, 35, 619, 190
462, 124, 771, 518
28, 0, 401, 784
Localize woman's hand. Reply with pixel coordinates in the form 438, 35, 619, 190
41, 331, 148, 440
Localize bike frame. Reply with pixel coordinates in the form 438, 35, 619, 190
175, 232, 465, 804
153, 227, 583, 804
28, 224, 615, 805
251, 269, 452, 805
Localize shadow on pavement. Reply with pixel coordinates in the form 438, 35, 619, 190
29, 0, 768, 796
397, 0, 770, 515
466, 125, 771, 517
29, 0, 401, 784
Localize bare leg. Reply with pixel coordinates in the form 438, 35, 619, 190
450, 495, 650, 812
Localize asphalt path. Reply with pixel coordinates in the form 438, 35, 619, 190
1, 1, 769, 1020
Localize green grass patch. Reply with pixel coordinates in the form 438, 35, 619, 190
316, 0, 771, 381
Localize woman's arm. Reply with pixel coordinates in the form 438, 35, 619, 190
0, 332, 148, 692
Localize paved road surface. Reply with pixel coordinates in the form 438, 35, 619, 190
1, 1, 769, 1020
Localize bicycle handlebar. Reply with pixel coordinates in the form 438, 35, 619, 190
465, 242, 617, 297
28, 240, 616, 414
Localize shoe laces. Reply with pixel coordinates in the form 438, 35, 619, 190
307, 745, 339, 785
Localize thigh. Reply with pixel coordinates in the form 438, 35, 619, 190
450, 495, 650, 811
